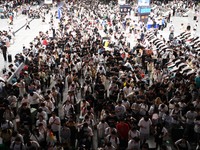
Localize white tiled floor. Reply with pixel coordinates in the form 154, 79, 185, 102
0, 6, 59, 77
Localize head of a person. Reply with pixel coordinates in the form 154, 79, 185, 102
111, 130, 117, 137
182, 135, 188, 141
118, 100, 122, 105
22, 102, 28, 108
29, 92, 34, 96
38, 115, 44, 121
52, 111, 56, 117
133, 137, 140, 143
175, 104, 180, 110
38, 123, 44, 128
15, 137, 22, 144
65, 99, 70, 104
131, 126, 137, 131
143, 115, 149, 122
141, 143, 149, 150
23, 93, 28, 98
38, 108, 43, 113
83, 122, 88, 128
106, 142, 112, 147
26, 139, 32, 147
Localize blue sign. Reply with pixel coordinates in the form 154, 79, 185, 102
138, 7, 151, 14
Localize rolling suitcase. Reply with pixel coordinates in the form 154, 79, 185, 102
8, 54, 12, 62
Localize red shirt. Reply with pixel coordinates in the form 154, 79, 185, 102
42, 39, 48, 46
116, 122, 130, 140
24, 65, 29, 71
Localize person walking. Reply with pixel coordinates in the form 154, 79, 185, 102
25, 19, 30, 30
1, 43, 7, 62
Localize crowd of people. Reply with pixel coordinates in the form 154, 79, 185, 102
0, 0, 200, 150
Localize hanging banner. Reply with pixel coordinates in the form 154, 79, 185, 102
58, 8, 62, 20
44, 0, 53, 4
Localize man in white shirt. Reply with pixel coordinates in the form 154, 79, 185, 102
97, 119, 109, 144
138, 116, 152, 144
105, 131, 120, 149
49, 112, 61, 143
10, 137, 26, 150
97, 64, 106, 75
115, 100, 126, 119
127, 137, 140, 150
28, 91, 42, 109
44, 96, 55, 118
79, 122, 94, 149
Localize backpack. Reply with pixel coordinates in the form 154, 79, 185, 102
12, 142, 23, 150
1, 120, 12, 130
108, 135, 117, 144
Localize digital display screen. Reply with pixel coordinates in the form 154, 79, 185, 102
138, 7, 151, 14
120, 5, 132, 13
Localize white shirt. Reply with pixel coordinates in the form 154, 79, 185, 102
44, 100, 54, 114
186, 111, 198, 124
105, 135, 120, 149
97, 122, 109, 138
30, 133, 45, 143
36, 119, 47, 128
37, 111, 48, 121
62, 103, 74, 117
28, 92, 41, 104
49, 116, 61, 131
128, 130, 140, 139
10, 141, 25, 150
138, 118, 152, 134
123, 86, 133, 97
127, 139, 140, 150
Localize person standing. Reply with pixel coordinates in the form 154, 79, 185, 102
60, 124, 71, 149
175, 136, 191, 150
154, 123, 168, 149
172, 6, 176, 16
116, 119, 130, 149
1, 43, 7, 62
49, 111, 61, 143
167, 12, 171, 23
25, 19, 30, 30
138, 115, 152, 144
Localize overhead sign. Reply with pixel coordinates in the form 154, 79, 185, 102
120, 5, 132, 14
44, 0, 53, 4
138, 0, 150, 6
118, 0, 126, 5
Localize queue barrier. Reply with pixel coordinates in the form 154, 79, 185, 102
7, 62, 25, 84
